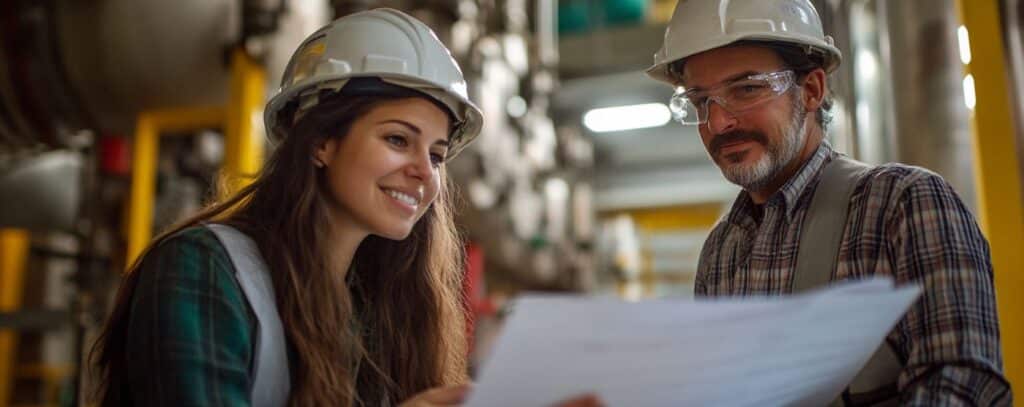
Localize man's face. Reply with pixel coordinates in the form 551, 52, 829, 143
680, 45, 810, 192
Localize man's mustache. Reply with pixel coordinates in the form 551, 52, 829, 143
709, 131, 768, 156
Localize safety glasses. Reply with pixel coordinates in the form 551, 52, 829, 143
669, 70, 797, 125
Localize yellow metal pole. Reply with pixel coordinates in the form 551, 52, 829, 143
126, 115, 158, 267
222, 48, 267, 196
0, 229, 29, 407
125, 107, 225, 266
956, 0, 1024, 391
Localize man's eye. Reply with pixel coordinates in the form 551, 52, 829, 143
740, 84, 766, 93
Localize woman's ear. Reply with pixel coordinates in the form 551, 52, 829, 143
313, 137, 335, 168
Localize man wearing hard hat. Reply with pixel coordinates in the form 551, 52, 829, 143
647, 0, 1010, 405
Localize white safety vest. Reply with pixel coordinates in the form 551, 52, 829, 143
207, 224, 292, 407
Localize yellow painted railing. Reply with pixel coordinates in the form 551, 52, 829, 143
125, 48, 267, 266
956, 0, 1024, 392
125, 107, 226, 264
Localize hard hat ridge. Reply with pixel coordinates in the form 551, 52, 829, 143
646, 0, 842, 85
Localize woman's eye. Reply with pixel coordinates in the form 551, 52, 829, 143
385, 134, 407, 147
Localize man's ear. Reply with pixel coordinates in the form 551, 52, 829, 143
802, 68, 827, 112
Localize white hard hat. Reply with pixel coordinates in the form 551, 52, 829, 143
646, 0, 842, 85
265, 8, 483, 158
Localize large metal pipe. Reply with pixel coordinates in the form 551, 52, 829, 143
821, 0, 977, 210
1004, 0, 1024, 190
884, 0, 975, 207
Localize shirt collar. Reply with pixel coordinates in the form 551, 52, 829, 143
777, 140, 834, 221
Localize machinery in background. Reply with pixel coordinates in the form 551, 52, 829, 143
1, 0, 597, 404
451, 0, 597, 293
0, 0, 327, 404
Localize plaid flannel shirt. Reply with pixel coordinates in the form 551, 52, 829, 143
118, 227, 257, 406
696, 142, 1011, 406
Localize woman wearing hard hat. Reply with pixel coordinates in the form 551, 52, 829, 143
89, 9, 598, 407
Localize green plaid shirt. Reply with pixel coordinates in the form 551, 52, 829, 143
119, 226, 258, 406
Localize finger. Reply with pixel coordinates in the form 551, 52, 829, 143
419, 384, 472, 404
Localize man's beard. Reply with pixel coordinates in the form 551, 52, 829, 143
710, 96, 808, 192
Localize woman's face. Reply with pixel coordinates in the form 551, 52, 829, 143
314, 97, 451, 240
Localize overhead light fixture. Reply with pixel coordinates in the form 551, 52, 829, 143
583, 103, 671, 133
963, 74, 977, 111
856, 48, 878, 80
957, 25, 972, 65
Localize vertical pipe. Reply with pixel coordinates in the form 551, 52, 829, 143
1004, 0, 1024, 198
872, 0, 901, 165
956, 0, 1024, 392
846, 0, 897, 165
815, 0, 857, 154
883, 0, 976, 208
126, 116, 158, 266
536, 0, 559, 69
0, 229, 29, 407
222, 48, 266, 197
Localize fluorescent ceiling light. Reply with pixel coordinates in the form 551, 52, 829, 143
583, 103, 671, 133
963, 74, 976, 111
856, 49, 877, 80
958, 25, 972, 65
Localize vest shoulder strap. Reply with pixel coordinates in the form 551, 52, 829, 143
794, 156, 902, 407
206, 223, 291, 407
793, 155, 870, 293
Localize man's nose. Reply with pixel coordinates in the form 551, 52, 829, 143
704, 99, 738, 135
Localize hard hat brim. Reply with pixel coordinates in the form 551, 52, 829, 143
265, 72, 483, 158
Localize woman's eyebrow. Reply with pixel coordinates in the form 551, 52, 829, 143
379, 119, 450, 148
377, 119, 421, 134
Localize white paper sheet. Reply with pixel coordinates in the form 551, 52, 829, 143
465, 277, 921, 407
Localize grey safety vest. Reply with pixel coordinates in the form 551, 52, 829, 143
207, 224, 291, 407
793, 155, 903, 407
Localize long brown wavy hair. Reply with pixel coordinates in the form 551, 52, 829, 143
91, 83, 469, 406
